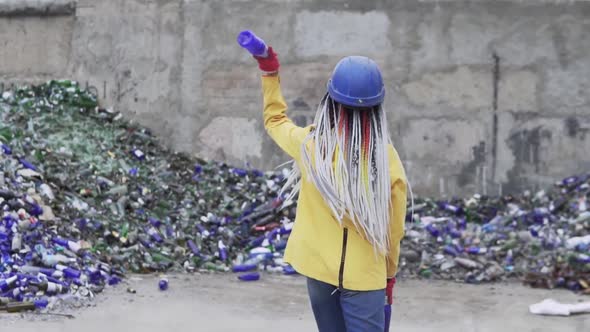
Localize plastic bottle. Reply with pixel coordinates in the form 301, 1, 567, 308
165, 225, 174, 238
34, 298, 49, 309
504, 249, 514, 270
159, 278, 168, 291
265, 265, 283, 273
562, 176, 578, 186
132, 149, 145, 160
457, 217, 467, 230
1, 144, 11, 155
218, 240, 228, 261
29, 281, 66, 295
279, 222, 293, 235
148, 217, 162, 228
439, 202, 463, 215
249, 235, 265, 248
232, 168, 248, 177
42, 253, 75, 266
0, 276, 18, 292
19, 159, 38, 171
574, 211, 590, 223
232, 264, 257, 273
247, 248, 273, 264
425, 224, 440, 237
237, 30, 268, 57
55, 264, 82, 279
187, 239, 200, 256
445, 223, 461, 238
129, 167, 139, 176
195, 224, 210, 238
454, 257, 480, 269
146, 226, 163, 243
241, 253, 266, 267
283, 265, 297, 275
274, 240, 287, 251
2, 286, 23, 301
0, 296, 12, 305
481, 223, 497, 233
39, 183, 55, 201
566, 235, 590, 249
52, 238, 81, 253
19, 266, 64, 278
466, 247, 488, 255
238, 272, 260, 281
106, 185, 128, 196
264, 227, 280, 240
139, 237, 153, 249
443, 245, 459, 257
11, 233, 22, 251
0, 301, 36, 313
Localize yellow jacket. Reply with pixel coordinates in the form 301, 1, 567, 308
261, 75, 407, 291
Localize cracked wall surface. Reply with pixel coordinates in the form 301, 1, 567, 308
1, 0, 589, 196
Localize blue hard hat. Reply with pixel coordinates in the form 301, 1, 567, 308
327, 56, 385, 108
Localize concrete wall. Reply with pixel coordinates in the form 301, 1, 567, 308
1, 0, 589, 196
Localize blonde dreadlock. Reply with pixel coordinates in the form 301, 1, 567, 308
282, 94, 393, 255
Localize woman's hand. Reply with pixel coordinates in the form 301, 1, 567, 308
254, 46, 280, 73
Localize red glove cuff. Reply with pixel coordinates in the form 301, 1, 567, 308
254, 46, 280, 73
386, 278, 396, 305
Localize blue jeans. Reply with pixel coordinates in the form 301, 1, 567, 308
306, 278, 385, 332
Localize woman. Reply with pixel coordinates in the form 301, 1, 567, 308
253, 46, 407, 332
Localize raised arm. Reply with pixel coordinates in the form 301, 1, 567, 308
386, 145, 408, 279
257, 49, 310, 160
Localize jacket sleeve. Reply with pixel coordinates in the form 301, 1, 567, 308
261, 75, 310, 160
386, 147, 408, 279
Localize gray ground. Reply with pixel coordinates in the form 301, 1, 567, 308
1, 273, 589, 332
